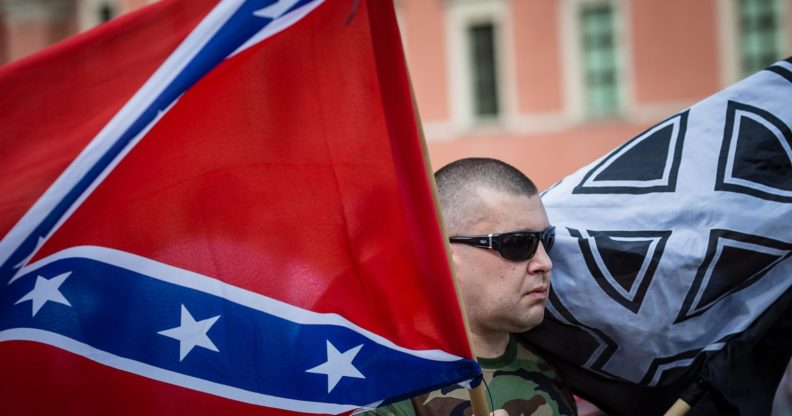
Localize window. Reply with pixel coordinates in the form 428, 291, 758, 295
99, 2, 116, 23
738, 0, 782, 76
580, 4, 619, 117
79, 0, 120, 31
468, 22, 499, 118
447, 0, 507, 129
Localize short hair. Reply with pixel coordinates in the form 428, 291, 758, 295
435, 158, 538, 234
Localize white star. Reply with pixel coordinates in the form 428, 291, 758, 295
306, 341, 365, 393
15, 272, 72, 316
158, 305, 221, 361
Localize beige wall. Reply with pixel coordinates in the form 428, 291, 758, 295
789, 0, 792, 49
400, 0, 791, 188
512, 0, 563, 114
427, 122, 649, 190
0, 8, 8, 63
120, 0, 153, 14
401, 0, 449, 121
2, 0, 791, 188
2, 0, 77, 64
630, 0, 720, 104
0, 0, 155, 65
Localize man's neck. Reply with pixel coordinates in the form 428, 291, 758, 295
469, 330, 510, 359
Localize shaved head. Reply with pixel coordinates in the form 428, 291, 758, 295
435, 158, 538, 235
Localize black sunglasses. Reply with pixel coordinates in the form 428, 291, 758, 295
449, 226, 555, 261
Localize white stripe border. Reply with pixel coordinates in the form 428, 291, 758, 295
16, 245, 463, 363
0, 328, 358, 413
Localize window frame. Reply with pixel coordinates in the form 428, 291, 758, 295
718, 0, 789, 85
561, 0, 631, 122
446, 0, 512, 131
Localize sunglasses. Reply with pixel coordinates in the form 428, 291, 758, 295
449, 226, 555, 261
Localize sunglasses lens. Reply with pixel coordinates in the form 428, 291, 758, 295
499, 232, 538, 261
543, 228, 555, 253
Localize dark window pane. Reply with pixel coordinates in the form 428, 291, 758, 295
468, 23, 499, 117
99, 3, 115, 23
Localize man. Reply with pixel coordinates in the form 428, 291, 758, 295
363, 158, 576, 416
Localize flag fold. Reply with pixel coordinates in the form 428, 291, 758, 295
0, 0, 481, 414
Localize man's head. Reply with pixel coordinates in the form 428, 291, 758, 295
435, 158, 553, 338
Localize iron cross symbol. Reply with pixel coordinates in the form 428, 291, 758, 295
540, 59, 792, 386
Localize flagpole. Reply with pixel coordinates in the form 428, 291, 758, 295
406, 57, 491, 416
663, 399, 690, 416
663, 378, 708, 416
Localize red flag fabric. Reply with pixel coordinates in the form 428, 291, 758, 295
0, 0, 480, 414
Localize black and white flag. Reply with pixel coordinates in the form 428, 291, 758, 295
525, 58, 792, 415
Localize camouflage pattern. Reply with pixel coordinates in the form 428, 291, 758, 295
361, 336, 577, 416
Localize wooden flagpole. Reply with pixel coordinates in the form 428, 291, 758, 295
406, 57, 491, 416
663, 378, 708, 416
663, 399, 691, 416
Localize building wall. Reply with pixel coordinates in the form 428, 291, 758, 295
512, 0, 564, 115
630, 0, 720, 104
400, 0, 450, 121
0, 0, 155, 65
1, 0, 790, 188
397, 0, 792, 188
3, 0, 78, 64
0, 6, 7, 63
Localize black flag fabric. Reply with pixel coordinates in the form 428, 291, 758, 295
524, 57, 792, 416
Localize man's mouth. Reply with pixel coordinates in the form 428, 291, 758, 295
525, 286, 549, 299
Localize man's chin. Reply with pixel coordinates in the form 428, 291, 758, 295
510, 308, 545, 333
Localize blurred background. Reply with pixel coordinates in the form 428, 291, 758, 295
1, 0, 790, 188
1, 0, 791, 187
0, 0, 790, 414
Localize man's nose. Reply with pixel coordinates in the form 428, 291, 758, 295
527, 242, 553, 274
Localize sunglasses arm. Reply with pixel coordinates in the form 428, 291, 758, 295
448, 235, 495, 250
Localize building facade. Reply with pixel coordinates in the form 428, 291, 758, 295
1, 0, 790, 187
0, 0, 153, 66
397, 0, 792, 187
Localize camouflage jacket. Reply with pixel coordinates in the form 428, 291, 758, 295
360, 336, 577, 416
